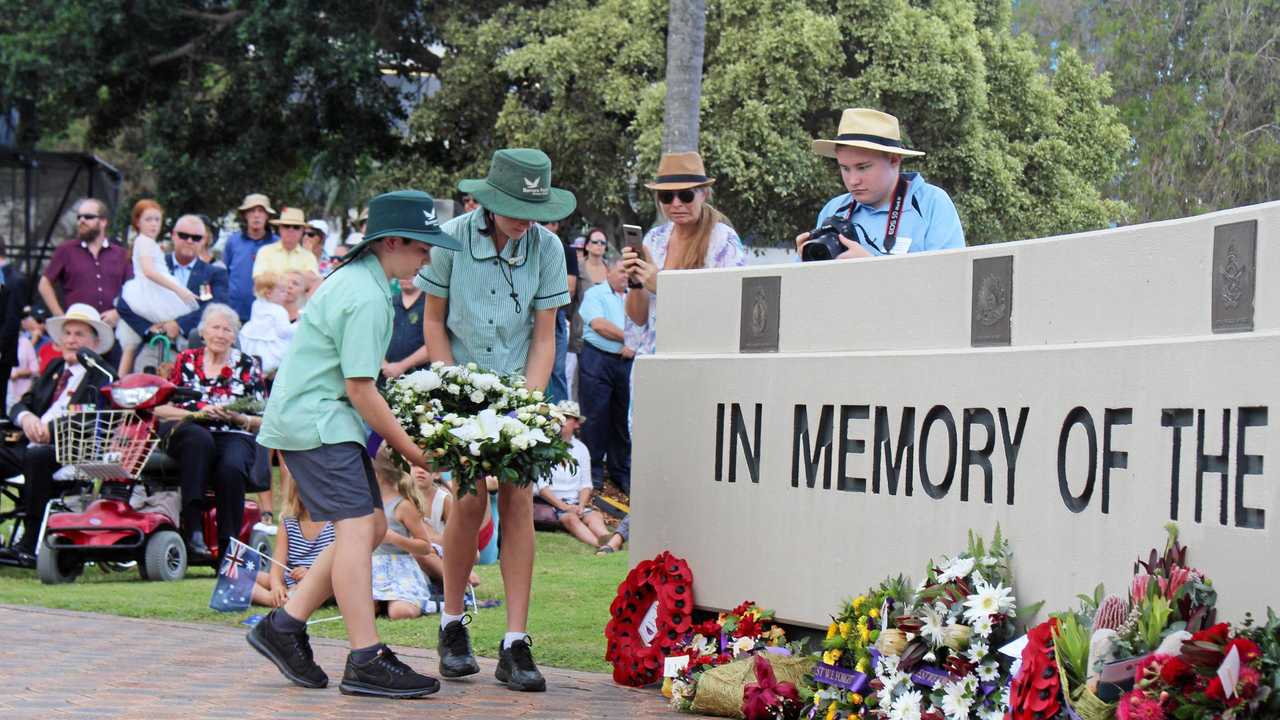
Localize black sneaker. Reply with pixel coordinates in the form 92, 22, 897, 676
246, 609, 328, 689
438, 618, 480, 678
339, 645, 440, 699
496, 637, 546, 692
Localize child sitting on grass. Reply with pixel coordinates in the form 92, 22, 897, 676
412, 465, 482, 590
371, 446, 441, 620
252, 480, 335, 607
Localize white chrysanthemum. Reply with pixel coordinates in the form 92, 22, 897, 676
967, 639, 989, 662
876, 653, 901, 678
977, 661, 1000, 682
971, 615, 994, 638
937, 556, 975, 583
940, 680, 973, 720
963, 581, 1015, 622
889, 689, 923, 720
921, 605, 946, 647
979, 709, 1004, 720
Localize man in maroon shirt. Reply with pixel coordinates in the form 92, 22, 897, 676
38, 198, 131, 331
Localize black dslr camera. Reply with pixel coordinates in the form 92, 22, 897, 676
800, 217, 858, 262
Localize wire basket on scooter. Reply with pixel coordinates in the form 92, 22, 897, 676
52, 409, 160, 481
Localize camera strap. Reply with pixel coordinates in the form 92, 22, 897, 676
845, 174, 911, 255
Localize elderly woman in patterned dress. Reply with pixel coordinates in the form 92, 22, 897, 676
154, 302, 265, 559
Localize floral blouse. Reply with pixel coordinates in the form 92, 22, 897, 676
623, 221, 746, 356
168, 347, 266, 433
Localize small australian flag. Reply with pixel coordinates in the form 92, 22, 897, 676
209, 538, 262, 612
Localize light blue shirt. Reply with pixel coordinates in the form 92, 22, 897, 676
815, 172, 964, 256
171, 255, 196, 290
578, 282, 626, 354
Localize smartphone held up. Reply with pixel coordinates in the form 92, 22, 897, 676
622, 224, 644, 289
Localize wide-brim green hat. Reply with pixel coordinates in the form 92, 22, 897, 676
458, 148, 577, 223
353, 190, 461, 254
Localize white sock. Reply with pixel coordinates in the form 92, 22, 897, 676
503, 631, 529, 649
441, 611, 465, 629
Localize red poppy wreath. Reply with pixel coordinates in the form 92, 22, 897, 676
605, 551, 695, 686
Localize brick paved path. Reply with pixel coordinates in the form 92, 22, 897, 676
0, 604, 675, 719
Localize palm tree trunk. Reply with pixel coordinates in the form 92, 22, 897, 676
661, 0, 706, 153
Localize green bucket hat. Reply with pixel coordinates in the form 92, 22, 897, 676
458, 148, 577, 222
354, 190, 461, 254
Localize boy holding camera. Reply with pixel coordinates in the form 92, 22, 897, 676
795, 108, 964, 261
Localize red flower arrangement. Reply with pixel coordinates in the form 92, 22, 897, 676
1118, 623, 1264, 719
604, 551, 695, 686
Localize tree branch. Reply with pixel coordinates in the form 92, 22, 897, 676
149, 9, 247, 67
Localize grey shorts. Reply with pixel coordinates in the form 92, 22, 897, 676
281, 442, 379, 522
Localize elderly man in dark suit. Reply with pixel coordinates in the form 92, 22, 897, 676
116, 214, 229, 367
0, 304, 115, 567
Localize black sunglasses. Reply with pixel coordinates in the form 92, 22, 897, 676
587, 239, 607, 245
76, 213, 102, 221
304, 230, 323, 238
175, 231, 204, 242
656, 189, 697, 205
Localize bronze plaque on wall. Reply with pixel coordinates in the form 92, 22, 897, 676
971, 256, 1014, 347
1211, 220, 1257, 333
739, 276, 781, 353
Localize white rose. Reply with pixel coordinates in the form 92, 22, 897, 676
466, 362, 479, 371
531, 390, 544, 402
447, 384, 460, 395
532, 416, 546, 427
469, 390, 485, 403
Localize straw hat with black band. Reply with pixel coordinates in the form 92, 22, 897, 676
458, 149, 577, 223
338, 190, 461, 266
644, 151, 716, 191
268, 207, 308, 228
47, 303, 114, 354
811, 108, 926, 159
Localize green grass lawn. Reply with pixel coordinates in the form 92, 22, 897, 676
0, 530, 628, 673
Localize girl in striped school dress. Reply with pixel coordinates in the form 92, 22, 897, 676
252, 481, 335, 608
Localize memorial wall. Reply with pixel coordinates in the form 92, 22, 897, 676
630, 201, 1277, 627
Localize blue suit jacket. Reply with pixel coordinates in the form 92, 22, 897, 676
116, 254, 229, 339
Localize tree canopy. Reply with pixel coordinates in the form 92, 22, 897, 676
1015, 0, 1280, 223
0, 0, 451, 222
378, 0, 1130, 245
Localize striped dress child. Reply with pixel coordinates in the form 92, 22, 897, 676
281, 516, 335, 588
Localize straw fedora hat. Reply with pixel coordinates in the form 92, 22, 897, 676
644, 151, 716, 191
811, 108, 925, 159
237, 193, 277, 215
268, 207, 307, 228
457, 148, 577, 223
47, 303, 114, 354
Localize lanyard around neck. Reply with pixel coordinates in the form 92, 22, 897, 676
845, 175, 910, 254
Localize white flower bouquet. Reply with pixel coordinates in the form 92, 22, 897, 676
383, 362, 575, 495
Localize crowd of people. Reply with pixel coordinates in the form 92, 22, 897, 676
0, 106, 964, 698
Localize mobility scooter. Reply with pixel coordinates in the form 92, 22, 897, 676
35, 351, 271, 584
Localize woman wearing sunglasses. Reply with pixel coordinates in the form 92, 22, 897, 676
620, 151, 745, 356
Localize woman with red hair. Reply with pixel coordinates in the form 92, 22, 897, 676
117, 198, 200, 373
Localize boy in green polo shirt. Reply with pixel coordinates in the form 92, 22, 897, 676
247, 190, 461, 699
418, 148, 573, 692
